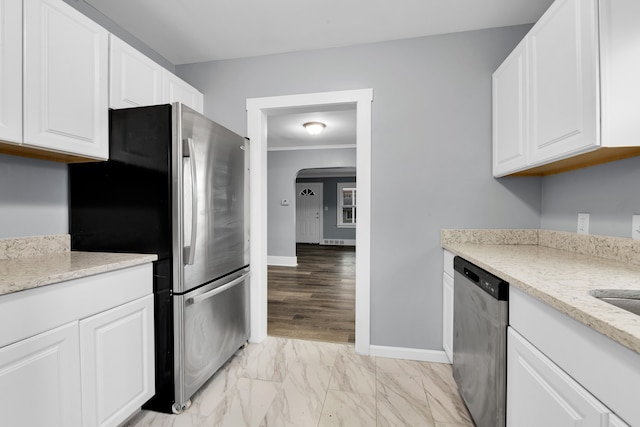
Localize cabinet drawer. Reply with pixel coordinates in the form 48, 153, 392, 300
510, 287, 640, 426
0, 264, 152, 348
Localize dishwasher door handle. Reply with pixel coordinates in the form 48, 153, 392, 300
464, 267, 479, 283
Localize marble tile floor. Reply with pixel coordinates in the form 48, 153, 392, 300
123, 336, 473, 427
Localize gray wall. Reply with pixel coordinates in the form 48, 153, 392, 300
267, 149, 356, 257
297, 176, 357, 241
0, 154, 68, 238
177, 25, 542, 350
541, 156, 640, 238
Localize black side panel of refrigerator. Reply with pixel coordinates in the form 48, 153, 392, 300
143, 259, 175, 413
68, 105, 173, 258
109, 104, 172, 171
68, 162, 172, 257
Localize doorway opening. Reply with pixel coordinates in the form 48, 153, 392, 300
246, 89, 373, 354
268, 167, 357, 343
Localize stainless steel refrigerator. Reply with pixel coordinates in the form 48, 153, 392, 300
69, 103, 250, 414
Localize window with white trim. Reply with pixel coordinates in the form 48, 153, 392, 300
337, 182, 356, 228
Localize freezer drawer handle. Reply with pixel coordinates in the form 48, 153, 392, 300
185, 273, 250, 306
183, 137, 198, 265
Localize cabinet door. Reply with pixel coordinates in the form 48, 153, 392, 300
0, 0, 21, 144
80, 295, 154, 427
0, 322, 82, 427
528, 0, 599, 165
599, 0, 640, 148
609, 414, 630, 427
162, 70, 204, 113
109, 35, 163, 109
23, 0, 109, 159
507, 327, 611, 427
493, 39, 527, 177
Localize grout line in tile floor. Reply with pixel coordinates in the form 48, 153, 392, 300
123, 336, 473, 427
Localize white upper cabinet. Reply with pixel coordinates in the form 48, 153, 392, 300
162, 70, 204, 113
599, 0, 640, 148
109, 34, 163, 109
528, 0, 598, 165
493, 39, 528, 176
493, 0, 640, 177
23, 0, 109, 160
110, 35, 204, 113
0, 0, 22, 145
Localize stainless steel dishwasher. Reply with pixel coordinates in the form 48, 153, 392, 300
452, 256, 509, 427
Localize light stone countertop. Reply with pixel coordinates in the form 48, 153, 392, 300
0, 235, 157, 297
442, 229, 640, 356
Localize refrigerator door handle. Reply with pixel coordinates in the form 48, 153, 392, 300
185, 272, 250, 306
183, 137, 198, 265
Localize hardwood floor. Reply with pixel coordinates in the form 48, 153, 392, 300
268, 243, 355, 343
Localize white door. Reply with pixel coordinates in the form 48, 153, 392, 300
296, 182, 322, 244
109, 34, 163, 109
80, 295, 154, 427
492, 38, 527, 177
527, 0, 599, 165
162, 70, 204, 113
0, 322, 82, 427
23, 0, 109, 159
507, 327, 612, 427
0, 0, 22, 145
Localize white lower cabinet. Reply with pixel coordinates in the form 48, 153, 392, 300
507, 327, 619, 427
0, 264, 154, 427
442, 250, 454, 362
80, 295, 155, 427
508, 286, 638, 426
0, 322, 82, 427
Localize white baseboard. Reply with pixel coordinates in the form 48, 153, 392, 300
267, 256, 297, 267
320, 238, 356, 246
369, 345, 451, 364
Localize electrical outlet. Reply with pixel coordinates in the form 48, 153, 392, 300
577, 213, 589, 235
632, 215, 640, 240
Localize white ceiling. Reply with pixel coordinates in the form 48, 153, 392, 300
82, 0, 553, 150
84, 0, 553, 65
267, 104, 356, 150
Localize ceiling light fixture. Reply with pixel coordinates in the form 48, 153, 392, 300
303, 121, 326, 135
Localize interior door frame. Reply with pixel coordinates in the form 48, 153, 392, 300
247, 89, 373, 355
295, 182, 323, 244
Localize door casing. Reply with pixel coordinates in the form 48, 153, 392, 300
246, 88, 373, 355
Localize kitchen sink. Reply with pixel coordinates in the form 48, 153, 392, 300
590, 289, 640, 316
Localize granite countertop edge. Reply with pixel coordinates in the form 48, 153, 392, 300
0, 238, 158, 297
442, 229, 640, 356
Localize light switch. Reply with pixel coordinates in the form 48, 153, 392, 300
280, 199, 289, 206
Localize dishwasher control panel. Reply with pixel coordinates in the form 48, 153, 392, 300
454, 256, 509, 301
